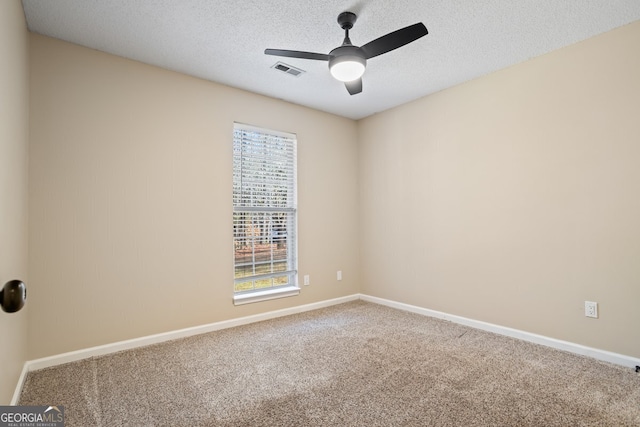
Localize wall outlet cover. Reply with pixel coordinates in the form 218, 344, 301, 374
585, 301, 598, 318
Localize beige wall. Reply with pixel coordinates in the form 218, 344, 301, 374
359, 21, 640, 358
26, 17, 640, 364
0, 0, 29, 404
28, 34, 360, 359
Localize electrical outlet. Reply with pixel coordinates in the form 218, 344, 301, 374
303, 275, 310, 286
337, 271, 342, 281
585, 301, 598, 318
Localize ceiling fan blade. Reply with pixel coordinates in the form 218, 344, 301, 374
360, 23, 428, 59
345, 78, 362, 95
264, 49, 330, 61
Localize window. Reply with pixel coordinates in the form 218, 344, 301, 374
232, 123, 298, 304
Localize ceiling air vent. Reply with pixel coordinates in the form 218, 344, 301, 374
272, 62, 305, 77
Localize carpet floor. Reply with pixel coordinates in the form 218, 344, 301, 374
19, 301, 640, 426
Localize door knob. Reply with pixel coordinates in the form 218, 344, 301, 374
1, 280, 27, 313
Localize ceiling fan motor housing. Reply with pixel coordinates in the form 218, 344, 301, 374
328, 45, 366, 82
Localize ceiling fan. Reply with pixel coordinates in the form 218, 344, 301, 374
265, 12, 428, 95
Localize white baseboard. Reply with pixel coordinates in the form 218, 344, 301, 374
10, 363, 29, 405
13, 292, 639, 405
359, 294, 640, 369
12, 293, 359, 404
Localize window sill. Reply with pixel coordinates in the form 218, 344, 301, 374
233, 285, 300, 306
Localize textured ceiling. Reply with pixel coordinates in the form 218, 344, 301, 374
21, 0, 640, 120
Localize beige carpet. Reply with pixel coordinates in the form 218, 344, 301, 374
19, 301, 640, 426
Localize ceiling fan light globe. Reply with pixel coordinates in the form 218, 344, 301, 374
329, 56, 366, 82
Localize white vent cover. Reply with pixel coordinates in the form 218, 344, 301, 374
271, 62, 305, 77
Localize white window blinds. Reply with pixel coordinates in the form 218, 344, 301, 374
233, 123, 297, 294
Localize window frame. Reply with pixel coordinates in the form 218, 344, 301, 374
232, 122, 299, 305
